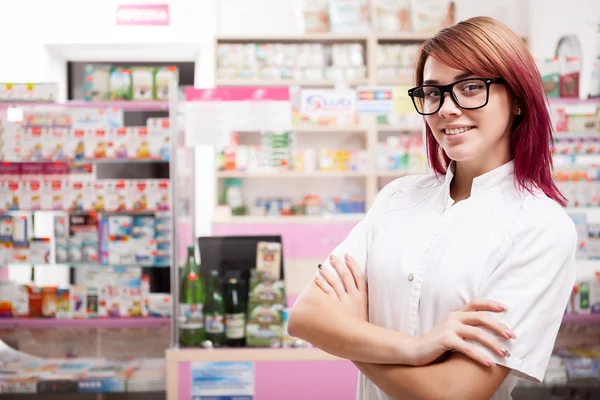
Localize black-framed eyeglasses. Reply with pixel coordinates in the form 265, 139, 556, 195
407, 77, 506, 116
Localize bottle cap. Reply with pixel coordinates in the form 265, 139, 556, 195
187, 246, 194, 255
228, 278, 238, 284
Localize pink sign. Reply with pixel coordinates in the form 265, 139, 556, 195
116, 4, 169, 26
184, 87, 290, 102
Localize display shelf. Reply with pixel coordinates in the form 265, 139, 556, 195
548, 97, 600, 104
216, 170, 368, 178
375, 78, 414, 86
215, 78, 369, 87
216, 33, 370, 42
0, 101, 170, 111
377, 124, 423, 133
66, 100, 170, 111
562, 313, 600, 324
0, 317, 171, 329
212, 214, 365, 224
7, 263, 170, 268
292, 125, 368, 133
166, 347, 338, 362
377, 170, 425, 177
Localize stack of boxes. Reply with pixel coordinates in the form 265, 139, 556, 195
246, 242, 286, 347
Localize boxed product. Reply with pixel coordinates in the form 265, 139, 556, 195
149, 180, 170, 211
67, 129, 87, 160
70, 285, 87, 318
246, 302, 285, 347
113, 128, 130, 159
255, 241, 282, 281
21, 128, 45, 161
85, 129, 110, 159
328, 0, 370, 33
129, 180, 149, 211
45, 128, 68, 161
41, 179, 65, 211
560, 57, 581, 98
41, 287, 57, 318
539, 57, 561, 98
374, 0, 411, 32
109, 67, 133, 101
56, 287, 71, 319
28, 238, 51, 264
147, 118, 170, 160
301, 0, 330, 33
153, 66, 179, 100
411, 0, 454, 33
83, 65, 111, 101
130, 127, 150, 159
132, 67, 154, 101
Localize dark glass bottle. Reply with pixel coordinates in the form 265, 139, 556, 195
225, 278, 246, 347
204, 270, 226, 347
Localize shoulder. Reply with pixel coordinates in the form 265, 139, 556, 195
512, 191, 576, 245
372, 173, 444, 209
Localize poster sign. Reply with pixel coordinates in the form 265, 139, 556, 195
392, 85, 415, 116
190, 361, 254, 400
184, 87, 292, 148
116, 4, 170, 26
299, 89, 356, 125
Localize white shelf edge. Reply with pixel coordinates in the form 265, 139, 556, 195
212, 214, 365, 224
166, 347, 340, 362
377, 125, 423, 133
216, 171, 369, 178
215, 79, 369, 87
292, 125, 368, 133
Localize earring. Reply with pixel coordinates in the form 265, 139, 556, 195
516, 108, 522, 116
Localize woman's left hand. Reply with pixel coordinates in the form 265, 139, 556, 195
314, 253, 368, 322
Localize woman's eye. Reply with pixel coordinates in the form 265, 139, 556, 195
461, 84, 484, 92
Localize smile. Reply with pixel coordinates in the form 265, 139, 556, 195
443, 126, 475, 135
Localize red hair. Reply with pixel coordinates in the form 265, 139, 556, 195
415, 16, 566, 206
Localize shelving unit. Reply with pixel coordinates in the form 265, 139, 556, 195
0, 317, 170, 329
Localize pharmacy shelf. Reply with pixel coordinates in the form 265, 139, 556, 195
0, 317, 171, 330
377, 125, 423, 133
548, 97, 600, 105
216, 33, 371, 42
292, 125, 368, 133
66, 100, 170, 111
213, 214, 365, 224
215, 78, 369, 87
0, 101, 169, 112
166, 347, 339, 363
7, 263, 170, 268
375, 79, 414, 86
562, 313, 600, 324
377, 170, 425, 177
216, 171, 368, 178
2, 159, 168, 164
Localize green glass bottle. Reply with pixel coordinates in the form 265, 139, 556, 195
204, 270, 226, 347
179, 247, 206, 347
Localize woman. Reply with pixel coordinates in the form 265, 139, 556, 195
288, 16, 576, 400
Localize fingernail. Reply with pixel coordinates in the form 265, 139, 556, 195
498, 303, 508, 311
501, 347, 511, 358
317, 264, 323, 269
344, 253, 350, 261
329, 254, 334, 261
486, 359, 495, 367
506, 329, 516, 339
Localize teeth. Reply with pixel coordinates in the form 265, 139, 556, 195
444, 127, 473, 135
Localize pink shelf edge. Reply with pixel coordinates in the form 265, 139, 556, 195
0, 317, 171, 329
561, 314, 600, 324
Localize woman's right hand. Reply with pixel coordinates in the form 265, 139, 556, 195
411, 299, 516, 367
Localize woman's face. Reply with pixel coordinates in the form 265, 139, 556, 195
422, 56, 513, 168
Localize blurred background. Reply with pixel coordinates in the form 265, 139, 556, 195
0, 0, 599, 399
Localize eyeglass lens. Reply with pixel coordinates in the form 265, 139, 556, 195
412, 79, 488, 114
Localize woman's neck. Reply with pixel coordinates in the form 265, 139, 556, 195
450, 157, 511, 203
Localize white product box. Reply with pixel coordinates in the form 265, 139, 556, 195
128, 180, 149, 211
67, 129, 87, 160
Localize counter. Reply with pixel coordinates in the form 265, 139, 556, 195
166, 347, 357, 400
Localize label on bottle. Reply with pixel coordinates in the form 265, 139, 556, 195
180, 303, 204, 329
205, 313, 225, 334
225, 313, 246, 339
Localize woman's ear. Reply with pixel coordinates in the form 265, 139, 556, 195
513, 104, 523, 116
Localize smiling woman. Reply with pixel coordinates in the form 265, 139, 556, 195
288, 16, 576, 400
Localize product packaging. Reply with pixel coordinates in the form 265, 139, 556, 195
83, 65, 111, 101
109, 67, 133, 101
560, 57, 581, 98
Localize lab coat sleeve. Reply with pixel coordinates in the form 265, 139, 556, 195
470, 206, 577, 382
